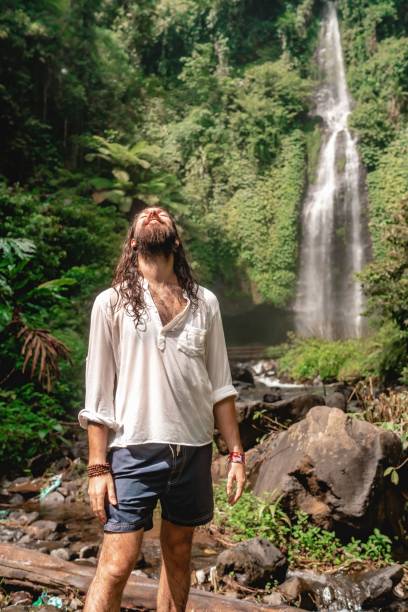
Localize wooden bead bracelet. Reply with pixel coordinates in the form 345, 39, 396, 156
87, 462, 111, 478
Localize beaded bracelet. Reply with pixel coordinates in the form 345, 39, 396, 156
227, 451, 246, 465
87, 463, 111, 478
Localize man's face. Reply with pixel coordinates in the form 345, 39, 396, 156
132, 207, 178, 256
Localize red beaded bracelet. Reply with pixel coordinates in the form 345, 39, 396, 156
227, 451, 245, 465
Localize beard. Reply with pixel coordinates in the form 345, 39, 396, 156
135, 219, 177, 258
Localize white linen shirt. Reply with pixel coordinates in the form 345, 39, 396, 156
78, 279, 238, 448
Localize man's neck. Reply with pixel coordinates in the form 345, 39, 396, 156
138, 252, 177, 286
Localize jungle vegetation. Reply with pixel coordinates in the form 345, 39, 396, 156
0, 0, 407, 469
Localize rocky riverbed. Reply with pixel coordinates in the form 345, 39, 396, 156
0, 359, 407, 610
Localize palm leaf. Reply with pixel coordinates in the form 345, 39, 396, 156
17, 323, 72, 392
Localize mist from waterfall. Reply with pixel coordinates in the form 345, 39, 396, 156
294, 1, 370, 339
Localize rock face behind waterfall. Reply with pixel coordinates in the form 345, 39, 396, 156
252, 406, 404, 538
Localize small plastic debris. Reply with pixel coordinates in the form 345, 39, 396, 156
32, 590, 63, 608
33, 591, 47, 606
0, 510, 10, 519
39, 474, 63, 500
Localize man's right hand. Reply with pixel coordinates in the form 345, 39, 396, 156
88, 472, 117, 524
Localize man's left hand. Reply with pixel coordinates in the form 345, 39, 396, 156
226, 461, 246, 505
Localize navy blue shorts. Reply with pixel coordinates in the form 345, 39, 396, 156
104, 442, 214, 533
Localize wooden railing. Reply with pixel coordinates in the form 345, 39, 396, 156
226, 344, 268, 362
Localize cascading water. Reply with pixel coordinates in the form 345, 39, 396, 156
294, 1, 370, 339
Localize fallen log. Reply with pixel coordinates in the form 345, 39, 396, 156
0, 543, 299, 611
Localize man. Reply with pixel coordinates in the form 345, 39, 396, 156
78, 206, 246, 612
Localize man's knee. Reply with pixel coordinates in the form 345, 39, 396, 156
96, 530, 144, 585
160, 521, 194, 560
98, 556, 134, 585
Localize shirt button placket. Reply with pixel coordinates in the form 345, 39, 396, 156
157, 333, 166, 351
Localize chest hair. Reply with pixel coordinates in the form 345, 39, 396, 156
148, 284, 188, 326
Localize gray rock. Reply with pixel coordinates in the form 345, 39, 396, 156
0, 528, 23, 543
326, 391, 347, 410
18, 533, 33, 545
130, 568, 149, 578
262, 591, 285, 606
50, 547, 71, 561
27, 519, 59, 540
354, 564, 405, 607
283, 564, 404, 610
9, 493, 24, 505
24, 511, 40, 525
253, 406, 404, 537
263, 393, 326, 422
8, 510, 39, 526
216, 537, 287, 588
69, 597, 83, 610
74, 556, 97, 566
278, 576, 305, 602
231, 364, 255, 385
10, 476, 30, 485
263, 392, 282, 403
79, 544, 99, 559
39, 490, 65, 508
8, 590, 32, 606
214, 400, 271, 453
252, 359, 278, 376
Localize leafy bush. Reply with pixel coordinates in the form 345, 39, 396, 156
0, 385, 67, 473
214, 485, 291, 548
268, 332, 379, 382
214, 484, 394, 567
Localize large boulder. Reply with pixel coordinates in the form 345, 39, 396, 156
214, 393, 327, 454
279, 565, 405, 610
216, 537, 287, 587
252, 406, 404, 538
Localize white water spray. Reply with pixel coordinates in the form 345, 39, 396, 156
294, 2, 369, 339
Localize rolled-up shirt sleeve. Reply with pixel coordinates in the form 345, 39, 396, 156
205, 298, 238, 405
78, 293, 120, 431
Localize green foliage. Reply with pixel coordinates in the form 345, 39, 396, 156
214, 484, 394, 566
0, 1, 142, 182
338, 3, 408, 385
136, 2, 318, 302
85, 135, 183, 213
356, 132, 408, 382
214, 484, 291, 548
224, 132, 307, 305
268, 331, 380, 382
345, 34, 408, 169
0, 179, 127, 466
2, 0, 406, 472
363, 130, 408, 263
0, 385, 66, 473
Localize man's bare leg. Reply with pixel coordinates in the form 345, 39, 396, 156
83, 529, 144, 612
157, 519, 195, 612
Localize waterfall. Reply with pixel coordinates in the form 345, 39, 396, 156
294, 1, 370, 339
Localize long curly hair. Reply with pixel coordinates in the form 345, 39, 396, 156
110, 207, 200, 328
